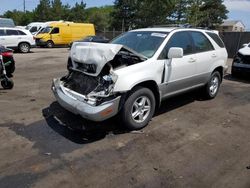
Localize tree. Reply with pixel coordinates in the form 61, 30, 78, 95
67, 1, 86, 22
111, 0, 139, 30
199, 0, 228, 28
170, 0, 189, 24
136, 0, 174, 27
33, 0, 52, 21
86, 6, 113, 31
3, 10, 34, 25
51, 0, 63, 20
186, 0, 228, 28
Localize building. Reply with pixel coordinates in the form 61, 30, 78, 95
219, 20, 245, 32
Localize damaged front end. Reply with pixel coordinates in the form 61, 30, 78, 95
52, 42, 146, 121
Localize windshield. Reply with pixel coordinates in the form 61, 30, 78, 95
25, 26, 31, 30
39, 27, 52, 34
111, 31, 168, 58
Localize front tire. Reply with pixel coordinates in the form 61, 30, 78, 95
1, 79, 14, 89
121, 87, 155, 130
19, 43, 30, 53
204, 71, 221, 99
47, 40, 54, 48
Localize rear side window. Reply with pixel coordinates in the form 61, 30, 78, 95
30, 26, 37, 33
190, 32, 214, 53
6, 30, 18, 36
18, 30, 27, 35
159, 31, 193, 59
0, 29, 5, 36
206, 32, 225, 48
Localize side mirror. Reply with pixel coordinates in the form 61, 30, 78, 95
168, 47, 183, 59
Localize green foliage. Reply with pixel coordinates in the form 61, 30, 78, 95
3, 10, 34, 25
33, 0, 52, 21
111, 0, 228, 30
2, 0, 113, 29
86, 6, 114, 31
2, 0, 228, 30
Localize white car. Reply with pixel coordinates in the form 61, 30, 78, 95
0, 27, 35, 53
52, 27, 228, 130
231, 43, 250, 77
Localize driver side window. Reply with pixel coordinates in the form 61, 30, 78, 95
159, 31, 193, 59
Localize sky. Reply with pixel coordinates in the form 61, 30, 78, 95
0, 0, 249, 30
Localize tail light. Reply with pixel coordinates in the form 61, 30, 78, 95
1, 51, 13, 57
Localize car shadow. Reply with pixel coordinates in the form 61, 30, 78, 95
43, 90, 203, 144
155, 89, 201, 117
42, 102, 128, 144
224, 74, 250, 84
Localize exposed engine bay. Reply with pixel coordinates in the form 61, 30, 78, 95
60, 42, 147, 106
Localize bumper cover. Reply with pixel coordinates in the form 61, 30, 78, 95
52, 78, 121, 122
35, 39, 47, 46
232, 63, 250, 74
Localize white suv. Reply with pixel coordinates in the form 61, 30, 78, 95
0, 27, 35, 53
52, 28, 228, 130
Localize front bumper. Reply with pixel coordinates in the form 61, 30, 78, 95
232, 63, 250, 75
51, 78, 121, 122
35, 39, 47, 46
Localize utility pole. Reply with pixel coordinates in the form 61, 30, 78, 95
23, 0, 26, 13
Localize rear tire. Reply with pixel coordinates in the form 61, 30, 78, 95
121, 87, 155, 130
47, 41, 54, 48
203, 71, 221, 99
19, 43, 30, 53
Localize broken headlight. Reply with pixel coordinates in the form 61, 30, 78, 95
87, 72, 118, 103
233, 53, 243, 64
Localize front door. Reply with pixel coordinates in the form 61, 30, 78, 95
50, 27, 62, 45
158, 31, 197, 98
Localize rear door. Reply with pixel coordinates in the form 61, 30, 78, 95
189, 31, 216, 84
159, 31, 197, 97
5, 29, 19, 47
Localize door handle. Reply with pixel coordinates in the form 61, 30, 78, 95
188, 58, 196, 63
211, 54, 217, 58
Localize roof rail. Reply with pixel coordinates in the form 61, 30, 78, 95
150, 23, 192, 28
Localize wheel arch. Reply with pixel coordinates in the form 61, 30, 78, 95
213, 66, 223, 82
129, 80, 161, 110
18, 41, 31, 47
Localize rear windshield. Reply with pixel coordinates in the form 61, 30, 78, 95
112, 31, 168, 58
206, 32, 225, 48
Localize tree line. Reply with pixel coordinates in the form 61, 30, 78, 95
1, 0, 228, 31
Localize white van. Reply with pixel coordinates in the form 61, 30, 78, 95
25, 22, 46, 35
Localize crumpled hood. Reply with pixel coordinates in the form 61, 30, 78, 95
70, 42, 123, 76
238, 46, 250, 56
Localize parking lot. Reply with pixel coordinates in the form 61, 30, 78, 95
0, 48, 250, 188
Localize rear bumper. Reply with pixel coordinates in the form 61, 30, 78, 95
51, 78, 121, 122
